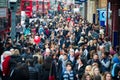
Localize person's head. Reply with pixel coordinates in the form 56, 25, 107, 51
13, 49, 20, 56
25, 47, 31, 54
66, 62, 72, 72
77, 57, 85, 65
110, 46, 114, 50
85, 65, 92, 75
92, 66, 100, 76
69, 49, 74, 56
92, 62, 98, 67
60, 49, 65, 55
7, 37, 12, 44
93, 54, 98, 60
10, 48, 15, 54
83, 73, 92, 80
104, 37, 109, 42
93, 39, 97, 44
89, 50, 95, 59
52, 53, 57, 59
33, 54, 43, 64
26, 59, 34, 66
63, 53, 68, 61
45, 48, 51, 55
101, 52, 109, 59
103, 72, 112, 80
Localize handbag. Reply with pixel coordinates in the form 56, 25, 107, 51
49, 63, 55, 80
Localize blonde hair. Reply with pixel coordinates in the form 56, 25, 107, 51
13, 49, 20, 55
33, 54, 43, 64
91, 66, 100, 76
90, 50, 96, 59
85, 65, 92, 76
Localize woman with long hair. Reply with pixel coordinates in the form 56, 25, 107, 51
103, 72, 112, 80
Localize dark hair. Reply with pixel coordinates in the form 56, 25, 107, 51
82, 73, 92, 80
80, 57, 86, 65
103, 72, 112, 80
66, 61, 72, 67
93, 75, 101, 80
104, 52, 109, 56
116, 46, 120, 52
26, 59, 34, 66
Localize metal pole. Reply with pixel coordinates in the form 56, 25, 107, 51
106, 0, 109, 36
42, 0, 44, 18
10, 10, 16, 41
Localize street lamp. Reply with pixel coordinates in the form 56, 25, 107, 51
9, 0, 17, 41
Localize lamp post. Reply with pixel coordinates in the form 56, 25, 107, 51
9, 0, 17, 41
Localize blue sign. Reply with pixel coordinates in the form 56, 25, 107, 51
75, 0, 87, 4
99, 10, 106, 21
79, 0, 87, 2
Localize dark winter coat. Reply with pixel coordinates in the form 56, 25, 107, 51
9, 55, 22, 72
10, 63, 29, 80
74, 64, 86, 79
28, 66, 39, 80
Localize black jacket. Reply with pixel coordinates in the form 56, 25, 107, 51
9, 55, 22, 71
28, 66, 39, 80
74, 63, 86, 79
34, 63, 43, 80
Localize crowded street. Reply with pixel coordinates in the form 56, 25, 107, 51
0, 0, 120, 80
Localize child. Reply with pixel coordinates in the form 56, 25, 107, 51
62, 62, 75, 80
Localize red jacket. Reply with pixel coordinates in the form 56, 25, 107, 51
2, 56, 11, 76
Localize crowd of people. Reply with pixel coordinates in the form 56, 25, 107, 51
0, 12, 120, 80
